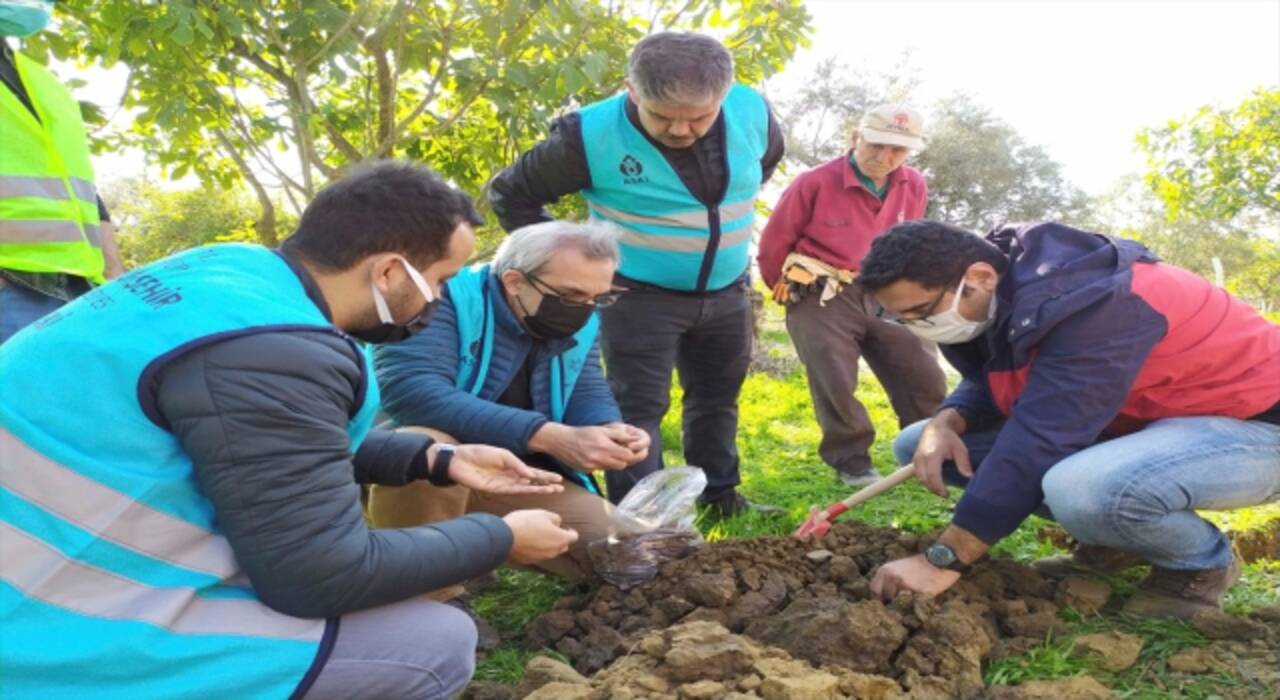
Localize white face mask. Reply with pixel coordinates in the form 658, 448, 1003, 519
352, 256, 440, 345
900, 277, 996, 345
371, 255, 435, 324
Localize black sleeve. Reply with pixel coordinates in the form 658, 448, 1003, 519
488, 113, 593, 232
351, 428, 432, 485
97, 196, 110, 223
154, 330, 513, 619
761, 101, 786, 184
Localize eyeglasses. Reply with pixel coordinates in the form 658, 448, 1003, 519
873, 283, 953, 327
523, 272, 623, 308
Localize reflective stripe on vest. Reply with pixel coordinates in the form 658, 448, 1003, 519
587, 199, 755, 252
578, 83, 768, 291
0, 173, 94, 200
0, 52, 103, 281
0, 219, 99, 244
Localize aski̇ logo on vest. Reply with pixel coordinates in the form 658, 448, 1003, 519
619, 154, 649, 185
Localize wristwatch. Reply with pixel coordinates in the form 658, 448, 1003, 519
427, 444, 457, 487
925, 542, 972, 573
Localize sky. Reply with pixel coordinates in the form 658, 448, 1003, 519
772, 0, 1280, 194
60, 0, 1280, 198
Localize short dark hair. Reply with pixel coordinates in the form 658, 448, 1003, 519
282, 160, 482, 271
859, 220, 1008, 291
628, 31, 734, 103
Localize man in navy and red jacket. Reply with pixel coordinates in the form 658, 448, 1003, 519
858, 220, 1280, 619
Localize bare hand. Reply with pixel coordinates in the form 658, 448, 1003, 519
601, 422, 650, 463
530, 423, 638, 472
100, 221, 126, 279
771, 280, 790, 304
438, 444, 565, 495
870, 554, 962, 599
502, 509, 579, 565
912, 415, 972, 498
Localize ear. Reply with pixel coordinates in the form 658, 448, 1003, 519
964, 262, 1000, 292
499, 269, 525, 296
850, 129, 862, 150
625, 81, 639, 103
368, 254, 401, 292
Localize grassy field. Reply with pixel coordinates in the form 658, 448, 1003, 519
471, 301, 1280, 697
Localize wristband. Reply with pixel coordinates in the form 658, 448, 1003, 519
427, 444, 457, 487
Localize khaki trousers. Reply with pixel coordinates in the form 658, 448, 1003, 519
366, 428, 615, 599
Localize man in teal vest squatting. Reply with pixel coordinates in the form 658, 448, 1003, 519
0, 161, 581, 699
490, 32, 786, 514
368, 221, 649, 599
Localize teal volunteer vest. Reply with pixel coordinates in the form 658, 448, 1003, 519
447, 263, 600, 494
578, 83, 769, 292
0, 244, 379, 699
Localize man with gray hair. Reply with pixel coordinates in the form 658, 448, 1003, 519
489, 31, 785, 514
370, 220, 649, 591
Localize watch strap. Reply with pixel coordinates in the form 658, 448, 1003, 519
927, 542, 972, 573
427, 444, 457, 487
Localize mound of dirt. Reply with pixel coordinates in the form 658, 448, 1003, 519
512, 521, 1278, 699
496, 621, 1120, 700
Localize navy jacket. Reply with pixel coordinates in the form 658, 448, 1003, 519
942, 222, 1280, 543
374, 273, 622, 457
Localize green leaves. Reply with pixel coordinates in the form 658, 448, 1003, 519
1138, 87, 1280, 223
45, 0, 811, 246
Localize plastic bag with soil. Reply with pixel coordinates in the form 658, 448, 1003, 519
588, 466, 706, 589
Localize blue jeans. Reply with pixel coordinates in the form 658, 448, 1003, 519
0, 280, 69, 344
894, 416, 1280, 570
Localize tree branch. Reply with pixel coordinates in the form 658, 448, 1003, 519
302, 0, 370, 69
215, 128, 279, 247
369, 32, 396, 148
371, 4, 462, 158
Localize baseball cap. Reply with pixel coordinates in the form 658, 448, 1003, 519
858, 104, 925, 150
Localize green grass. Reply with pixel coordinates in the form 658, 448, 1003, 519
470, 569, 574, 637
982, 611, 1263, 699
471, 299, 1280, 695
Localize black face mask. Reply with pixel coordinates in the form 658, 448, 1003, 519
350, 299, 440, 344
518, 293, 594, 340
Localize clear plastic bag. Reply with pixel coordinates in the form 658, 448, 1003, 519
588, 466, 706, 589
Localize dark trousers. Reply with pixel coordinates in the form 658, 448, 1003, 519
599, 278, 752, 504
785, 282, 946, 476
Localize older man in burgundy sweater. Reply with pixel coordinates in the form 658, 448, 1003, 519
758, 104, 946, 487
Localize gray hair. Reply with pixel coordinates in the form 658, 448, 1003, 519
627, 31, 734, 104
492, 221, 620, 276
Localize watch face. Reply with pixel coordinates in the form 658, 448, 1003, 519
926, 543, 956, 568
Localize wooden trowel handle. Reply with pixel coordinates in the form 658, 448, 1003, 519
840, 464, 916, 509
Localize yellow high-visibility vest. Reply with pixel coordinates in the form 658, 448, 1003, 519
0, 50, 103, 283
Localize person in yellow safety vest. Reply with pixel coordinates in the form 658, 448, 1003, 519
0, 0, 124, 344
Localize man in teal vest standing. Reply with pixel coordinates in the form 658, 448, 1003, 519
0, 161, 580, 699
490, 32, 785, 514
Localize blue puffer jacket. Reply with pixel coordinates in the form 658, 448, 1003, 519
374, 272, 621, 455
